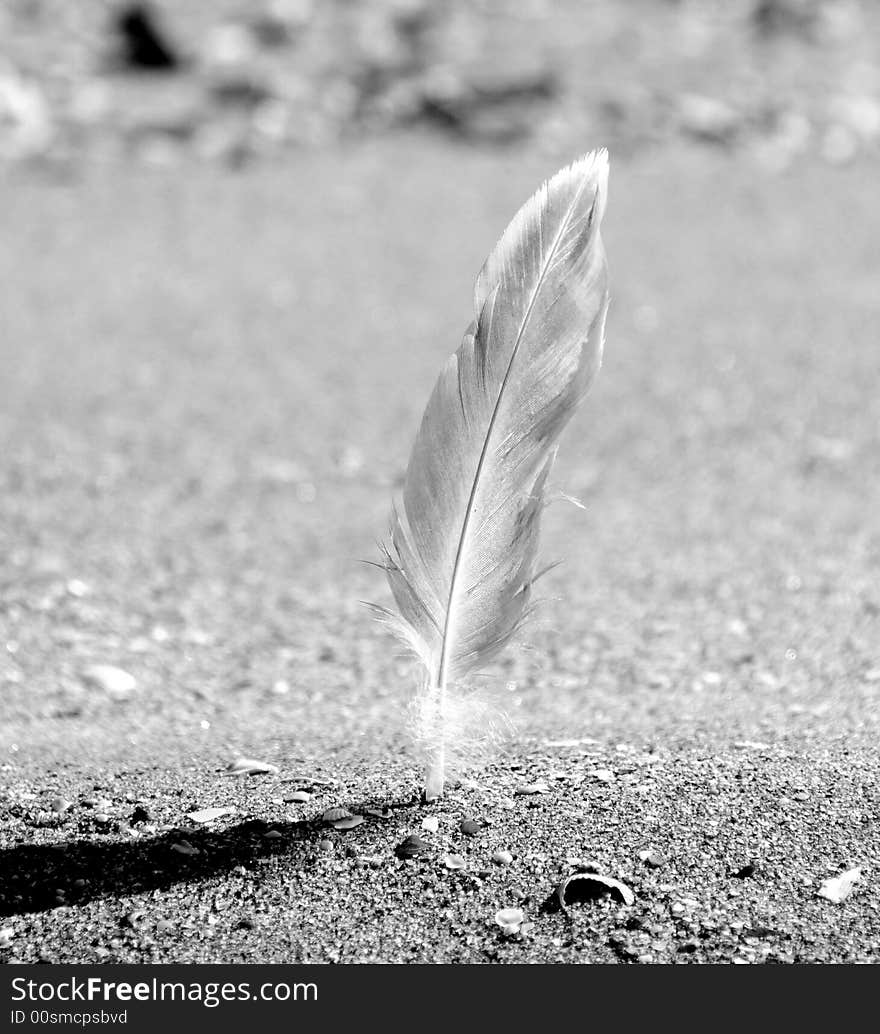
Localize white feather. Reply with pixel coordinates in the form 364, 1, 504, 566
377, 151, 610, 798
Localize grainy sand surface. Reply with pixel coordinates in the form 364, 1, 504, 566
1, 141, 878, 962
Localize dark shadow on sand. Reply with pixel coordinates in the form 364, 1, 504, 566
0, 793, 422, 915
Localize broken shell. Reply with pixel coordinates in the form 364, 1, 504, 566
637, 849, 666, 868
817, 867, 861, 903
330, 814, 364, 831
322, 807, 352, 824
494, 907, 525, 936
187, 806, 236, 824
364, 806, 393, 819
224, 758, 278, 776
395, 834, 428, 859
556, 871, 635, 909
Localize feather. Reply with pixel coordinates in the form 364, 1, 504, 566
375, 151, 610, 799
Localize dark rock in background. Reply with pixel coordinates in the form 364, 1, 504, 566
114, 3, 181, 72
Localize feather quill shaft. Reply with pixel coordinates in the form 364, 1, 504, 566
378, 152, 610, 799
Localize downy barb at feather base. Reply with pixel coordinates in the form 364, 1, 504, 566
373, 151, 610, 800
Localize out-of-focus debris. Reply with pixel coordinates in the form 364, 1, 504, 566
2, 2, 878, 169
83, 664, 137, 696
821, 123, 858, 164
752, 0, 820, 39
113, 3, 180, 72
817, 867, 861, 903
0, 62, 53, 159
679, 94, 741, 145
417, 64, 559, 144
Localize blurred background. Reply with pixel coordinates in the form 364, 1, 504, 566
1, 0, 878, 770
3, 0, 880, 167
2, 0, 880, 167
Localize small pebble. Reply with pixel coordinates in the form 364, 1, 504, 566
129, 806, 152, 825
421, 816, 439, 833
566, 858, 601, 873
187, 806, 236, 824
49, 796, 72, 815
460, 818, 484, 836
284, 791, 311, 803
83, 664, 137, 695
514, 781, 549, 796
638, 849, 666, 868
492, 850, 514, 865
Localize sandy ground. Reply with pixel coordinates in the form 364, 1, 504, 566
0, 138, 878, 962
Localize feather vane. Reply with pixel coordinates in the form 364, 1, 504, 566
378, 151, 610, 798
